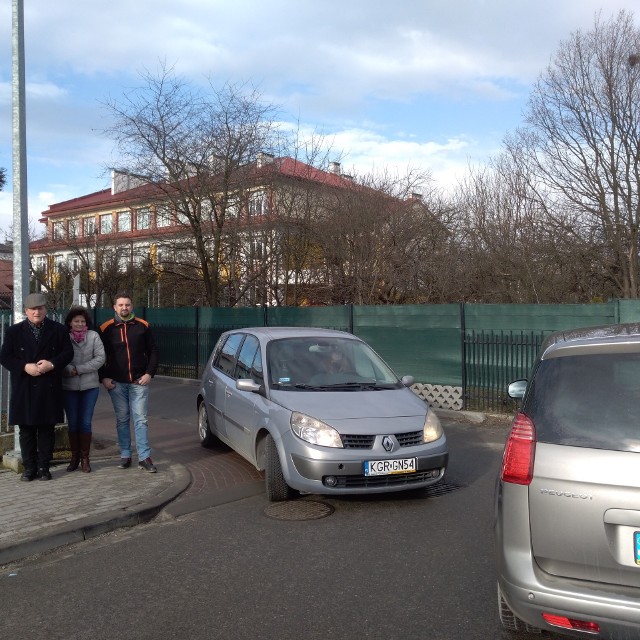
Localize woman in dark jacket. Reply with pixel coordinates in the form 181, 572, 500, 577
0, 293, 73, 480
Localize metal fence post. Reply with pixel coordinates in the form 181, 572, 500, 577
460, 302, 466, 409
194, 305, 200, 378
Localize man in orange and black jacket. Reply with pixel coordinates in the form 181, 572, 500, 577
99, 293, 159, 473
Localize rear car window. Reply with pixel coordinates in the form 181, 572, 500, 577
525, 353, 640, 452
214, 333, 244, 377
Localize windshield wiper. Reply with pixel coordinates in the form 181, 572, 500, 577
293, 383, 329, 391
315, 381, 395, 391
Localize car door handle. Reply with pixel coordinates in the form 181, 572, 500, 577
225, 387, 233, 397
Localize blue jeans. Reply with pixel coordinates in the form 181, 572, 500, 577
64, 387, 100, 434
108, 382, 151, 461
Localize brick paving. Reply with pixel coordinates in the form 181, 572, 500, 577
0, 377, 267, 564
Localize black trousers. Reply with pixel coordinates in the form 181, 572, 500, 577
18, 424, 55, 471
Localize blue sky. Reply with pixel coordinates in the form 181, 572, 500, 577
0, 0, 637, 235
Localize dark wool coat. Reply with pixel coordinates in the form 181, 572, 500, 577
0, 317, 73, 425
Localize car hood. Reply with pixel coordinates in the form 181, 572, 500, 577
269, 387, 428, 420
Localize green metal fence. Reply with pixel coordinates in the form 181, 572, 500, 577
464, 330, 546, 413
71, 301, 640, 413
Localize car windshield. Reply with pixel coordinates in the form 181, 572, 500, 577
266, 337, 402, 391
526, 352, 640, 452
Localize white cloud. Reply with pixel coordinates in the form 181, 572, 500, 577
0, 0, 637, 229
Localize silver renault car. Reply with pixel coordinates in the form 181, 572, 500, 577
496, 324, 640, 638
197, 327, 448, 501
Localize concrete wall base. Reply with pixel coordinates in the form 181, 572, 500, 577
1, 425, 70, 473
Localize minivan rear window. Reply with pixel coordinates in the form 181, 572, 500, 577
525, 353, 640, 452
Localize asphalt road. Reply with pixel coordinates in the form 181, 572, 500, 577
0, 395, 565, 640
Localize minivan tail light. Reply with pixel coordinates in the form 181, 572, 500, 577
500, 413, 535, 485
542, 613, 600, 633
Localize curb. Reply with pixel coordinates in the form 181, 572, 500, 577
0, 461, 191, 566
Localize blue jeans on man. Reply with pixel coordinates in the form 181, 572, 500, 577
108, 382, 151, 461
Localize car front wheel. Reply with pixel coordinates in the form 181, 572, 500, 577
264, 434, 298, 502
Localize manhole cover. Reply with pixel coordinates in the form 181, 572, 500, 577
264, 500, 334, 521
424, 481, 463, 498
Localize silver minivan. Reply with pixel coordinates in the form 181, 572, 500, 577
197, 327, 448, 501
496, 324, 640, 638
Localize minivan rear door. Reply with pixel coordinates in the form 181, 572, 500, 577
525, 351, 640, 588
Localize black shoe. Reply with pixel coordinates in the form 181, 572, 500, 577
39, 468, 52, 481
117, 457, 132, 469
20, 471, 37, 482
138, 457, 157, 473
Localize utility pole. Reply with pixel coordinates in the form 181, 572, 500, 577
7, 0, 30, 462
12, 0, 29, 316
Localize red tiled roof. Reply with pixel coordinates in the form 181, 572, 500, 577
40, 184, 162, 221
40, 157, 357, 221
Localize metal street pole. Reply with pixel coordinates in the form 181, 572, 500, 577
12, 0, 29, 312
9, 0, 30, 458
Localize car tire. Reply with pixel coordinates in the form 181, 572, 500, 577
497, 584, 542, 634
198, 402, 218, 448
265, 434, 298, 502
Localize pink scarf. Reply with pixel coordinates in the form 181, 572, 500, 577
70, 327, 88, 343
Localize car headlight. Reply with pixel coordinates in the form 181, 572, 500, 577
423, 410, 443, 443
291, 411, 343, 448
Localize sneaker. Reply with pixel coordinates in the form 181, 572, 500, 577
138, 457, 157, 473
117, 457, 132, 469
39, 468, 52, 481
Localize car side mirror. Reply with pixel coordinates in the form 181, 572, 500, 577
401, 375, 414, 387
507, 380, 528, 399
236, 379, 264, 395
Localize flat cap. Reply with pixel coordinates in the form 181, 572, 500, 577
24, 293, 48, 309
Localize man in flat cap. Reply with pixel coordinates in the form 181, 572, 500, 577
0, 293, 73, 480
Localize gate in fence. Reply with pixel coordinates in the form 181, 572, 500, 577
463, 330, 545, 414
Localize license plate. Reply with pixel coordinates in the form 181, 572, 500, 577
364, 458, 416, 476
634, 532, 640, 566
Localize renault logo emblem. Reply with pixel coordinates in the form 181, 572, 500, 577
382, 436, 394, 452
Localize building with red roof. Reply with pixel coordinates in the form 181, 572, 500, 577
31, 155, 376, 307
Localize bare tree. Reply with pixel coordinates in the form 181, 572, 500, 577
506, 10, 640, 298
315, 167, 447, 305
454, 154, 612, 303
102, 63, 280, 306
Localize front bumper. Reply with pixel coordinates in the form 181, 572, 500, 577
283, 435, 448, 495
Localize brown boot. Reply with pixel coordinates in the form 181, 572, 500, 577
79, 432, 92, 473
67, 431, 80, 472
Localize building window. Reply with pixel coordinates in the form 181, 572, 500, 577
156, 205, 172, 228
83, 217, 96, 236
118, 210, 131, 232
54, 254, 65, 272
35, 256, 47, 272
226, 195, 240, 219
248, 190, 267, 217
117, 251, 132, 270
68, 219, 79, 239
100, 214, 113, 234
201, 201, 212, 219
136, 207, 150, 230
134, 245, 148, 266
52, 221, 65, 240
